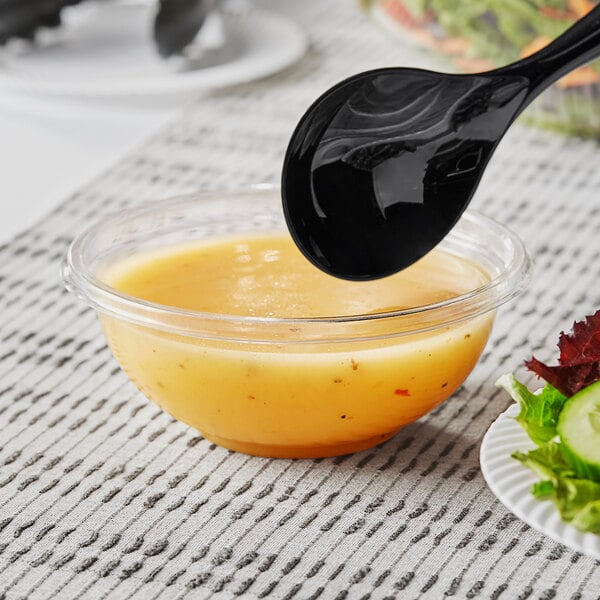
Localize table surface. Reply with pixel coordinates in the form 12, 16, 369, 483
0, 77, 176, 245
2, 2, 600, 599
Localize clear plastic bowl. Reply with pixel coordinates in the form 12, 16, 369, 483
62, 187, 532, 458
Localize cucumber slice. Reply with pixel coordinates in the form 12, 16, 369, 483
557, 380, 600, 482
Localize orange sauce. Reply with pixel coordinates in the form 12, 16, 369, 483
100, 233, 494, 457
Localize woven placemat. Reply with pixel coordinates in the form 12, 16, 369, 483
1, 2, 600, 598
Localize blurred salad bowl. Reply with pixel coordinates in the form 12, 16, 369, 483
363, 0, 600, 137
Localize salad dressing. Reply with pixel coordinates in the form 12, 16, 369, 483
99, 233, 494, 457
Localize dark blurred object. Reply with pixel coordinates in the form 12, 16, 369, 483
0, 0, 216, 58
362, 0, 600, 138
0, 0, 86, 43
155, 0, 216, 58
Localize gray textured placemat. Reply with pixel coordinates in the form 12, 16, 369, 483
2, 2, 600, 598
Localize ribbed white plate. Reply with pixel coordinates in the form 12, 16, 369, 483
480, 404, 600, 559
0, 2, 307, 97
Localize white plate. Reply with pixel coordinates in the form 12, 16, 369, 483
480, 404, 600, 559
0, 2, 307, 97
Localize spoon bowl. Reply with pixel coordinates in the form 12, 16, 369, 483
282, 6, 600, 280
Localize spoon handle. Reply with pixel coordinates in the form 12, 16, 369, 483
499, 4, 600, 102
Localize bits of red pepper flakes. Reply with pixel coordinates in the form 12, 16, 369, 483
394, 389, 410, 396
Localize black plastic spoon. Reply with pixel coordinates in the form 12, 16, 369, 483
282, 6, 600, 281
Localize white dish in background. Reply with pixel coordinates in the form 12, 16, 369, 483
0, 1, 307, 97
480, 404, 600, 560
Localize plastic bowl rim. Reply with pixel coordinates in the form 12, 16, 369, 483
62, 187, 533, 339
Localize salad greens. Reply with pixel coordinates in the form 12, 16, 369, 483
363, 0, 598, 70
496, 311, 600, 535
363, 0, 600, 138
496, 374, 567, 445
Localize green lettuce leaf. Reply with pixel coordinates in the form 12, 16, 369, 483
512, 441, 575, 479
531, 480, 554, 499
496, 373, 568, 445
512, 443, 600, 533
554, 477, 600, 523
570, 499, 600, 534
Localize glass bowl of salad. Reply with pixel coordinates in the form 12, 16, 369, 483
362, 0, 600, 138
